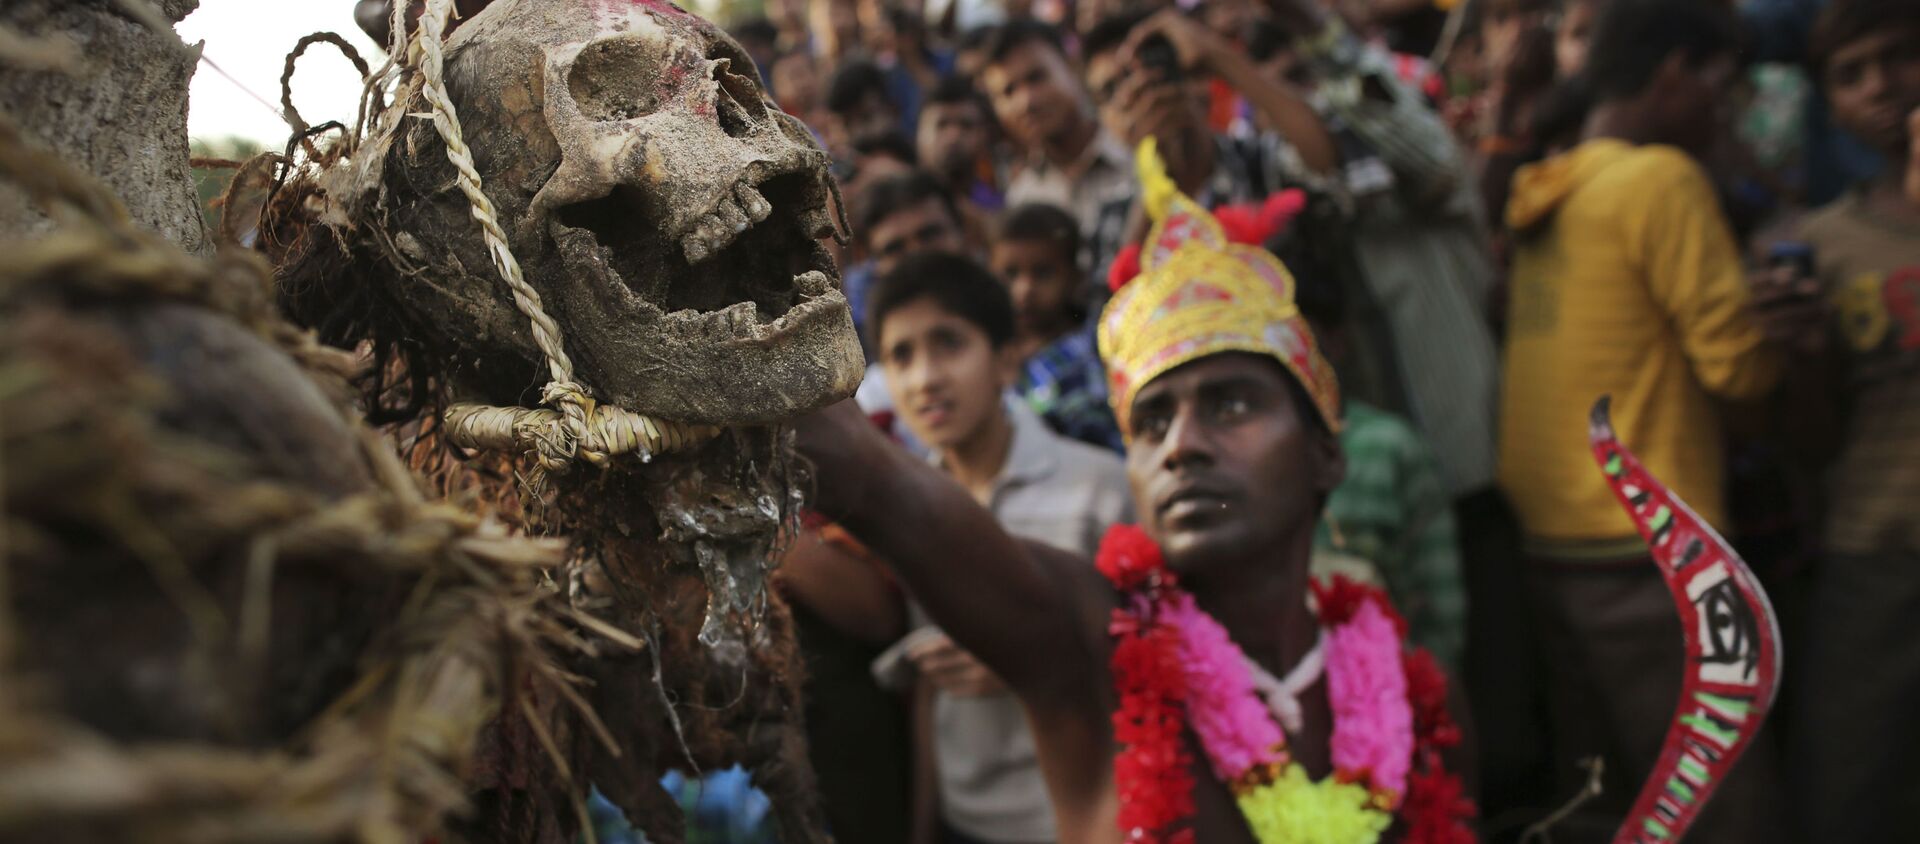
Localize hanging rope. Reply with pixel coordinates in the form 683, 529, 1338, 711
279, 32, 372, 137
402, 0, 716, 473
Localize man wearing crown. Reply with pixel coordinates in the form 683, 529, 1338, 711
796, 138, 1474, 843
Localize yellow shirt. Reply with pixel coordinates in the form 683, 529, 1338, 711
1501, 139, 1781, 557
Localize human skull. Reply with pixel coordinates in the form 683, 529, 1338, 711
358, 0, 862, 425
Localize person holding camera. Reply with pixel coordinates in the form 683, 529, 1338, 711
1073, 10, 1338, 286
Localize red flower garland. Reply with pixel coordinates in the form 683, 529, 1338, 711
1100, 535, 1478, 843
1098, 524, 1168, 592
1102, 526, 1193, 841
1111, 618, 1194, 841
1399, 647, 1475, 841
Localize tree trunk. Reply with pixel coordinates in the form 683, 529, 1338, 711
0, 0, 206, 253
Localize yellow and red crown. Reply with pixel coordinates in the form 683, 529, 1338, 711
1097, 138, 1341, 438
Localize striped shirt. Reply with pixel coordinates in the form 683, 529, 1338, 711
1314, 402, 1467, 670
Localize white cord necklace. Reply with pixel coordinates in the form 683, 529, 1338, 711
1242, 631, 1326, 734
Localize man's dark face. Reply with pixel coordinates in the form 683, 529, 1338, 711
865, 197, 966, 276
1124, 353, 1343, 577
918, 100, 992, 181
1825, 26, 1920, 157
982, 41, 1088, 152
1650, 51, 1738, 157
842, 92, 902, 144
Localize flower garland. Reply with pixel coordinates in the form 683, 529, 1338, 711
1098, 525, 1477, 843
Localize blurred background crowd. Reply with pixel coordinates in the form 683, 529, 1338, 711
347, 0, 1920, 840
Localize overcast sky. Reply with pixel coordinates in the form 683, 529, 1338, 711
178, 1, 384, 147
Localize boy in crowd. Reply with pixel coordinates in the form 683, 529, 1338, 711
917, 76, 1006, 218
825, 59, 905, 161
846, 171, 972, 355
1501, 0, 1787, 835
990, 203, 1121, 452
982, 21, 1135, 274
868, 252, 1132, 844
772, 49, 829, 135
1769, 1, 1920, 837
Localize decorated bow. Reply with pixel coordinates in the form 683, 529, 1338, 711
1590, 397, 1783, 844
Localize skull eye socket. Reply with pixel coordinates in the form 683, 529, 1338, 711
569, 37, 669, 121
707, 39, 769, 139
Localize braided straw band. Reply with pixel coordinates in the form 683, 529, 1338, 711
407, 0, 711, 472
445, 402, 719, 469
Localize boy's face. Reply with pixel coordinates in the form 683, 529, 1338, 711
918, 100, 992, 180
990, 237, 1080, 339
879, 297, 1017, 450
773, 54, 820, 111
835, 92, 902, 148
1825, 26, 1920, 156
864, 197, 965, 276
982, 41, 1089, 152
811, 0, 863, 59
1554, 0, 1596, 79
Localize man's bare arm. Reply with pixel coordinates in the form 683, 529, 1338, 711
796, 401, 1097, 702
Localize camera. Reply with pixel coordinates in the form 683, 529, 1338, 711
1135, 33, 1183, 83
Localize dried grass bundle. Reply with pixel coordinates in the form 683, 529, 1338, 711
0, 114, 600, 844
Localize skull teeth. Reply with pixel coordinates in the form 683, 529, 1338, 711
735, 183, 772, 223
683, 191, 757, 263
682, 231, 710, 263
713, 195, 750, 236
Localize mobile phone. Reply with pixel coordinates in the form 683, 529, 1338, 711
1766, 241, 1815, 280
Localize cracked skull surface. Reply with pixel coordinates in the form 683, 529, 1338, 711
358, 0, 862, 425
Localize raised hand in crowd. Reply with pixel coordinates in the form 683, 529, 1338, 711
1106, 10, 1338, 176
1746, 252, 1830, 355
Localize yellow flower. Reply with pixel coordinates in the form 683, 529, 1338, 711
1235, 764, 1392, 844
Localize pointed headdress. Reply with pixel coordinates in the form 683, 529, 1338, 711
1096, 137, 1340, 438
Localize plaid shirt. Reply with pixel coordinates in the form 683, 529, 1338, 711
1313, 402, 1466, 670
1017, 328, 1123, 453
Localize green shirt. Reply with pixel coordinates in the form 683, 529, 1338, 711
1313, 402, 1467, 670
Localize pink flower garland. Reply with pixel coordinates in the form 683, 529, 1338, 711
1166, 584, 1415, 803
1163, 593, 1288, 780
1325, 598, 1415, 803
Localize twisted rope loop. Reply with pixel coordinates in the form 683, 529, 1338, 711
404, 0, 707, 472
445, 404, 721, 470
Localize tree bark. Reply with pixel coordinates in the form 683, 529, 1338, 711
0, 0, 206, 253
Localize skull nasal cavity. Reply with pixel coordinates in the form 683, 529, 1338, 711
570, 39, 666, 121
